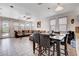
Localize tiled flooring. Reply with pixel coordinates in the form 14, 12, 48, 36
0, 37, 35, 56
0, 37, 77, 56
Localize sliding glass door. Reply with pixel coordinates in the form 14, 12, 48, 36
2, 20, 10, 38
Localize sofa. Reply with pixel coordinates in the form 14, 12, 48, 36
14, 30, 46, 38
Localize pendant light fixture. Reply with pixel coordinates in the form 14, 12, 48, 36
55, 3, 64, 11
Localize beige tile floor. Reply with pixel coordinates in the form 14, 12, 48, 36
0, 37, 77, 56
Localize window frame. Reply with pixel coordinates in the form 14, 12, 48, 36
58, 17, 67, 32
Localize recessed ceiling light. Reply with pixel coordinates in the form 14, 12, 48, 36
10, 5, 14, 8
37, 3, 43, 5
48, 8, 50, 10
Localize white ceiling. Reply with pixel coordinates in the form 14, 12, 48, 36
0, 3, 79, 20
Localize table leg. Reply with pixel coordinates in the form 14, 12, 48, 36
33, 41, 35, 53
65, 43, 68, 56
56, 41, 60, 56
38, 45, 41, 56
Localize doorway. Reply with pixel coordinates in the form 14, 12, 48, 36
2, 20, 10, 38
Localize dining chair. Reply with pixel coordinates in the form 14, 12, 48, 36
54, 31, 60, 34
60, 34, 69, 56
71, 31, 75, 40
40, 34, 55, 56
67, 31, 75, 44
32, 32, 41, 55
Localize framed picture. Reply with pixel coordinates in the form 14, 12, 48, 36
71, 19, 74, 24
37, 21, 41, 28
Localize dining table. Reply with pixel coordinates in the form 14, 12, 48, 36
50, 34, 66, 56
33, 32, 66, 56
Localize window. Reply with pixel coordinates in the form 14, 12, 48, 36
50, 19, 56, 31
14, 22, 32, 30
14, 22, 19, 30
2, 22, 9, 33
59, 17, 67, 31
25, 22, 32, 30
19, 24, 25, 30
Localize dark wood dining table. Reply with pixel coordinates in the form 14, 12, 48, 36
50, 34, 66, 56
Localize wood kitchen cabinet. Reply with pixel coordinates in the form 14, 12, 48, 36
75, 27, 79, 33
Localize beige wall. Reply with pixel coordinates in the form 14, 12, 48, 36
9, 19, 15, 37
32, 18, 49, 31
67, 12, 79, 31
